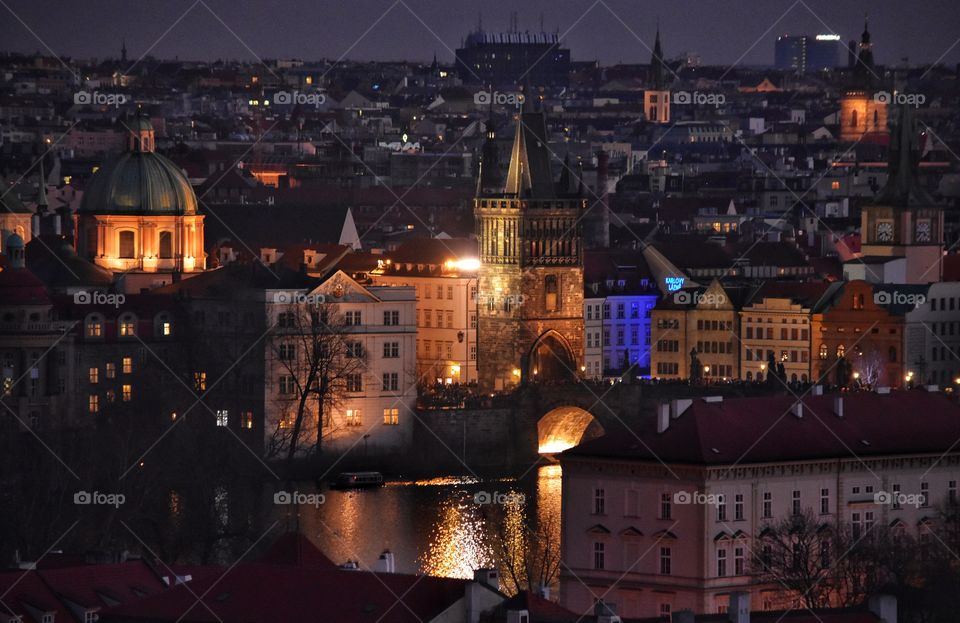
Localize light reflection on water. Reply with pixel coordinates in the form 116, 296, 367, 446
283, 465, 562, 592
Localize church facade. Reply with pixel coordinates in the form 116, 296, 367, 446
474, 94, 586, 391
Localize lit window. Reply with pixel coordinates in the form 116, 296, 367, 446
194, 372, 207, 391
122, 357, 133, 374
121, 384, 132, 401
106, 363, 116, 379
119, 317, 136, 336
216, 410, 229, 427
346, 409, 363, 426
88, 394, 99, 413
831, 180, 840, 190
88, 367, 99, 384
86, 319, 103, 337
242, 411, 254, 429
383, 408, 399, 425
162, 321, 172, 336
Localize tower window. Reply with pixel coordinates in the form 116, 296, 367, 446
545, 275, 559, 312
159, 231, 173, 258
118, 231, 136, 259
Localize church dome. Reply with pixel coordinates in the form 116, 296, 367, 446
79, 119, 198, 216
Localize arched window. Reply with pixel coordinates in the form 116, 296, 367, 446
850, 109, 858, 129
545, 275, 559, 312
118, 313, 137, 337
118, 231, 136, 259
746, 371, 753, 381
819, 344, 828, 360
836, 345, 845, 359
158, 231, 173, 259
85, 313, 104, 338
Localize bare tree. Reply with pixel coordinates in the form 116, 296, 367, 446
484, 501, 562, 596
266, 301, 367, 464
752, 510, 850, 609
857, 347, 886, 389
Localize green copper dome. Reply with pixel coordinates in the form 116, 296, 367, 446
80, 117, 197, 216
79, 150, 198, 216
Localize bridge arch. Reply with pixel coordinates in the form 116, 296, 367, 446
527, 330, 577, 383
537, 406, 605, 454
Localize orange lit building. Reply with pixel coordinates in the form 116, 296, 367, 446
838, 19, 888, 143
811, 280, 905, 387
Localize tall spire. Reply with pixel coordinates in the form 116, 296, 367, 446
650, 24, 666, 90
121, 38, 128, 63
855, 13, 874, 80
36, 158, 48, 210
876, 104, 933, 207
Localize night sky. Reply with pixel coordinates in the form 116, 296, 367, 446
2, 0, 958, 67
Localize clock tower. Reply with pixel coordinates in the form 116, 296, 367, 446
859, 104, 944, 283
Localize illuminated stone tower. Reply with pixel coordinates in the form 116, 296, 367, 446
475, 93, 585, 391
839, 17, 888, 142
643, 27, 671, 124
858, 104, 944, 283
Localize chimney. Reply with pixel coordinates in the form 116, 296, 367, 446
670, 398, 693, 419
472, 568, 499, 591
374, 549, 395, 573
657, 403, 670, 433
833, 396, 844, 418
868, 594, 897, 623
729, 591, 751, 623
791, 401, 803, 419
594, 600, 620, 623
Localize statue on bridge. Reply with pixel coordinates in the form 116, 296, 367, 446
689, 348, 702, 382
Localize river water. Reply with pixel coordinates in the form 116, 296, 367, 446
272, 464, 562, 593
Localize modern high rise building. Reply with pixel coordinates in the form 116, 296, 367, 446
455, 29, 570, 86
774, 34, 842, 73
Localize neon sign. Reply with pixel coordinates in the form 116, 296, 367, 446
665, 277, 685, 292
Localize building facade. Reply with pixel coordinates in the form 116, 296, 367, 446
559, 391, 960, 619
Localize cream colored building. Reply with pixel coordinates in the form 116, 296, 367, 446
559, 390, 960, 619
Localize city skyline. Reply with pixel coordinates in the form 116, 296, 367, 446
3, 0, 960, 67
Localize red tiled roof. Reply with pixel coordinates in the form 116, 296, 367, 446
256, 532, 336, 568
100, 564, 475, 622
38, 560, 168, 609
564, 390, 960, 465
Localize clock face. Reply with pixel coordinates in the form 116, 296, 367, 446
915, 220, 932, 243
875, 221, 894, 243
